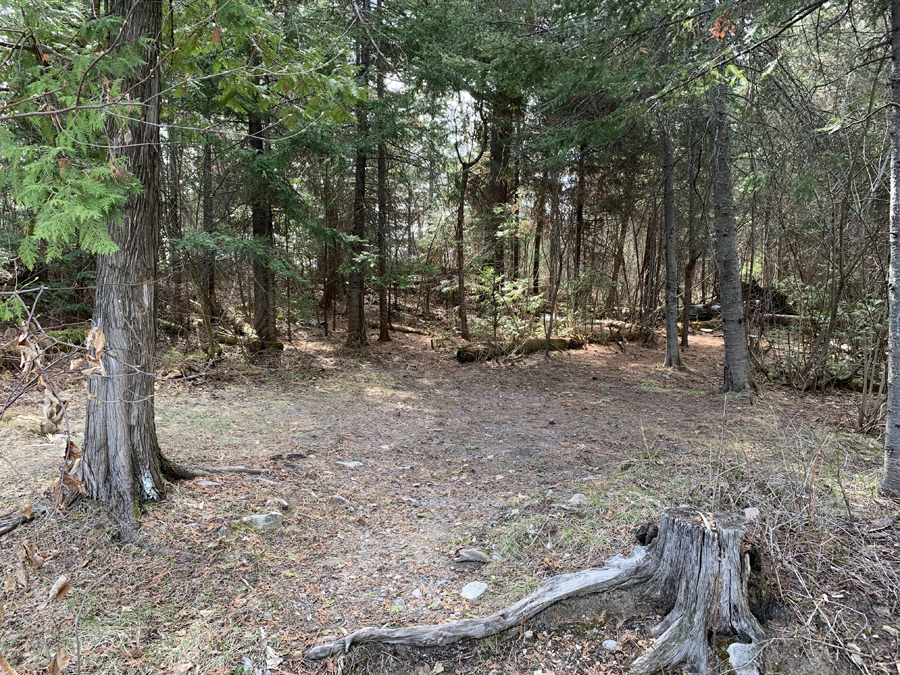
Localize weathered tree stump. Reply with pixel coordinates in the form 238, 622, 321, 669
304, 508, 765, 674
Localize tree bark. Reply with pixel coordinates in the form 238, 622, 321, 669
201, 141, 219, 320
883, 0, 900, 498
347, 13, 370, 347
487, 94, 514, 276
662, 119, 682, 368
531, 175, 546, 296
682, 121, 701, 349
305, 508, 765, 675
165, 139, 184, 326
711, 83, 754, 392
249, 114, 276, 343
574, 144, 586, 282
81, 0, 166, 528
456, 166, 471, 341
375, 0, 390, 343
322, 163, 338, 336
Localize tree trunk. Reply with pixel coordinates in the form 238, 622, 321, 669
682, 123, 701, 349
249, 114, 276, 343
165, 139, 184, 326
456, 167, 470, 340
347, 16, 369, 347
488, 94, 514, 276
375, 0, 390, 343
662, 119, 682, 368
883, 0, 900, 498
81, 0, 166, 529
574, 145, 586, 282
531, 176, 546, 295
322, 163, 338, 337
607, 214, 629, 313
512, 164, 521, 279
201, 141, 219, 320
711, 83, 754, 392
305, 508, 765, 675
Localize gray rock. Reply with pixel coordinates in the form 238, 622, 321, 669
329, 495, 354, 511
392, 598, 406, 610
336, 461, 363, 468
460, 581, 488, 601
196, 480, 222, 487
241, 512, 283, 531
452, 548, 492, 572
602, 639, 618, 651
411, 588, 423, 599
454, 548, 491, 563
568, 493, 587, 505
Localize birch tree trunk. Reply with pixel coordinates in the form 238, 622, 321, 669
883, 0, 900, 498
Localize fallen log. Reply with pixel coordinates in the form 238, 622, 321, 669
0, 504, 46, 538
367, 321, 432, 336
457, 337, 584, 363
305, 507, 766, 675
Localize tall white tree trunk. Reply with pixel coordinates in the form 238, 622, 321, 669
882, 0, 900, 498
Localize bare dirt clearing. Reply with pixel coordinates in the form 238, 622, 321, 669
0, 330, 897, 674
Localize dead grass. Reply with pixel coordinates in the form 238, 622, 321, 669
0, 327, 897, 674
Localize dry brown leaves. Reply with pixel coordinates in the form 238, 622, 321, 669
15, 324, 41, 378
52, 439, 85, 507
47, 648, 69, 675
0, 648, 20, 675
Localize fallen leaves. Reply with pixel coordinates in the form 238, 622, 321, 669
0, 648, 19, 675
48, 575, 70, 602
47, 648, 70, 675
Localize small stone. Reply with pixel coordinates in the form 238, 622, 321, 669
491, 552, 504, 562
602, 639, 617, 651
460, 581, 488, 601
411, 588, 423, 599
241, 512, 283, 531
336, 461, 363, 468
196, 480, 221, 487
392, 598, 406, 610
568, 493, 586, 506
524, 630, 533, 639
330, 495, 354, 511
453, 549, 491, 564
436, 580, 448, 586
224, 554, 236, 563
216, 525, 229, 536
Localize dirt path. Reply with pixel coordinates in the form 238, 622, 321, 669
0, 331, 894, 675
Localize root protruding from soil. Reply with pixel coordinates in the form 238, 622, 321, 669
305, 507, 765, 675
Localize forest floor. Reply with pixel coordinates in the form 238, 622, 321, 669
0, 325, 898, 675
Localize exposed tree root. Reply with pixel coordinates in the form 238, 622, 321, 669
305, 508, 765, 675
162, 459, 268, 480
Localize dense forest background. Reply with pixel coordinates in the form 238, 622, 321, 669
0, 0, 892, 421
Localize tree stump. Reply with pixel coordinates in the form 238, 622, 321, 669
304, 508, 765, 675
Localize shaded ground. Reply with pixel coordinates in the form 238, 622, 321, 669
0, 328, 898, 674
